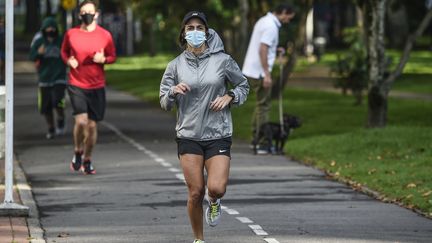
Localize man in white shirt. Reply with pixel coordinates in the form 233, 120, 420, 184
242, 4, 295, 153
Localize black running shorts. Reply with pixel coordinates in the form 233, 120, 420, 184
67, 85, 106, 122
176, 137, 232, 161
38, 84, 66, 115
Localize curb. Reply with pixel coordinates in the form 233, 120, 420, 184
326, 171, 432, 220
14, 159, 46, 243
294, 158, 432, 220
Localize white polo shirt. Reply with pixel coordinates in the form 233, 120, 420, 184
242, 12, 281, 79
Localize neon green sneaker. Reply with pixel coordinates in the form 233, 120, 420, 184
205, 198, 221, 227
193, 240, 205, 243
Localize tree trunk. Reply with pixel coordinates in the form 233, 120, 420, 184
46, 0, 52, 16
237, 0, 249, 65
295, 0, 314, 54
359, 1, 432, 128
146, 17, 156, 57
25, 0, 41, 34
368, 86, 387, 127
365, 0, 387, 127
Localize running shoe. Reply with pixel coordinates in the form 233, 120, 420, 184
55, 127, 65, 136
45, 132, 55, 139
82, 160, 96, 175
205, 197, 221, 227
46, 128, 55, 139
193, 240, 205, 243
70, 151, 83, 171
56, 120, 65, 135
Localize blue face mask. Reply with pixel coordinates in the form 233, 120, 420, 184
185, 30, 206, 48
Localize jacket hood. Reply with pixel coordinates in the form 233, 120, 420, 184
206, 29, 224, 54
41, 17, 58, 31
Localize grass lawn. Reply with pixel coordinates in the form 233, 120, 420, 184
298, 50, 432, 95
106, 54, 432, 216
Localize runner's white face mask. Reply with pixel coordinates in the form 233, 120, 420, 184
185, 30, 206, 48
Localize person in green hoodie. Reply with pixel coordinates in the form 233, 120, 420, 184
30, 17, 67, 139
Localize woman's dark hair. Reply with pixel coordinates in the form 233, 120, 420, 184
177, 18, 209, 49
273, 3, 294, 14
79, 0, 99, 10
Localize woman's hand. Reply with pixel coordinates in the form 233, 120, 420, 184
210, 95, 233, 111
37, 44, 45, 55
173, 83, 191, 95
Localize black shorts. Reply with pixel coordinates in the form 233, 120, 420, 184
176, 137, 232, 161
67, 85, 106, 122
38, 84, 66, 115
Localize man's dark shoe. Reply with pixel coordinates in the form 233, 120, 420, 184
82, 160, 96, 175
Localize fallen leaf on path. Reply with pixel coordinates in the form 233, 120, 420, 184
422, 191, 432, 197
57, 232, 70, 238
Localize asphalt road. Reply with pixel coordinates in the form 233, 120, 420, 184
14, 70, 432, 243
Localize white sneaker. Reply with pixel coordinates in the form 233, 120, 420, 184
55, 127, 65, 135
46, 131, 55, 139
205, 197, 221, 227
193, 240, 205, 243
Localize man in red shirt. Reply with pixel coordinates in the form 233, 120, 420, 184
61, 0, 116, 175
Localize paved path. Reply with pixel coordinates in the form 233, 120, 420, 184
11, 63, 432, 243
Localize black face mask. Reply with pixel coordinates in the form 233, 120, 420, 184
80, 13, 95, 25
44, 30, 58, 38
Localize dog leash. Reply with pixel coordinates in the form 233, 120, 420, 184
277, 49, 286, 137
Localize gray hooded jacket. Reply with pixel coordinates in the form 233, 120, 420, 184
160, 29, 249, 141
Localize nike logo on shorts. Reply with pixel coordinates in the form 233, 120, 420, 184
219, 149, 227, 153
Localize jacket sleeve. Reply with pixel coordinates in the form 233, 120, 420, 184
29, 39, 43, 61
60, 31, 71, 64
104, 32, 116, 64
160, 60, 178, 111
225, 56, 249, 107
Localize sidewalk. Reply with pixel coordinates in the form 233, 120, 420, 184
0, 159, 30, 243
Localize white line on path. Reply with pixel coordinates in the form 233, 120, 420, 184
249, 225, 269, 236
168, 167, 181, 173
236, 217, 254, 223
263, 238, 281, 243
101, 121, 279, 242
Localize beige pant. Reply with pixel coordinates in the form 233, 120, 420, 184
249, 77, 272, 138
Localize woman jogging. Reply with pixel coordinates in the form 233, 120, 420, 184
159, 11, 249, 243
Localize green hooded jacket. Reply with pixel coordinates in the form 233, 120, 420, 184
29, 17, 66, 86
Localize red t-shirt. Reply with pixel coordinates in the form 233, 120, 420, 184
61, 25, 116, 89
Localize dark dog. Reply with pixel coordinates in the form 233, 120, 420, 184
252, 114, 301, 155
